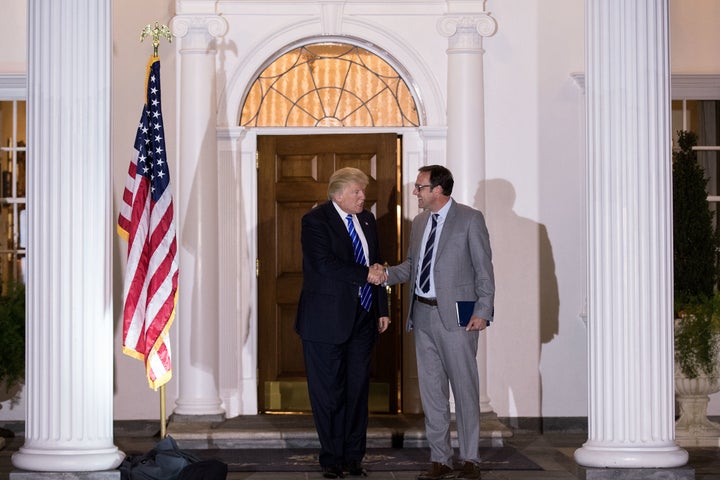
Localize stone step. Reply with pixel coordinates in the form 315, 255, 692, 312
167, 413, 512, 450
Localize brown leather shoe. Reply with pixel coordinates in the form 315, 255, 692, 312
417, 462, 455, 480
456, 461, 481, 479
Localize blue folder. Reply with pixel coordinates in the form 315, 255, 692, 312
456, 301, 491, 327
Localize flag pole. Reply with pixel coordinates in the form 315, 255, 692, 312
160, 385, 167, 438
140, 21, 173, 440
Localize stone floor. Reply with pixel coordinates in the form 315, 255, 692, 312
0, 415, 718, 479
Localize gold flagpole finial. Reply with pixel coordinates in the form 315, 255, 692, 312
141, 21, 172, 57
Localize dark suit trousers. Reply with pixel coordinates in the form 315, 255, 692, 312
302, 304, 376, 467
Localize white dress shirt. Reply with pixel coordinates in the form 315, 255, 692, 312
415, 198, 453, 298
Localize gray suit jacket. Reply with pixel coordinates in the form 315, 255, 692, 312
387, 200, 495, 331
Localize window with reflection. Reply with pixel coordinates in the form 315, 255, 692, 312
0, 100, 26, 289
241, 42, 420, 127
673, 100, 720, 203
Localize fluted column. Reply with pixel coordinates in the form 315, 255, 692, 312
170, 14, 228, 417
574, 0, 688, 468
438, 11, 497, 415
439, 12, 496, 204
11, 0, 124, 473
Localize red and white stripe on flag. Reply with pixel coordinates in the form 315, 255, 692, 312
117, 57, 178, 390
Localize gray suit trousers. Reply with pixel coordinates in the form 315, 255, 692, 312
413, 300, 481, 465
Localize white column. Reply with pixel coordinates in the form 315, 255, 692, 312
574, 0, 688, 468
170, 14, 228, 417
438, 11, 497, 414
439, 12, 496, 203
11, 0, 124, 472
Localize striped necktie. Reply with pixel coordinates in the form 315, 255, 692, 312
346, 214, 372, 312
419, 213, 439, 294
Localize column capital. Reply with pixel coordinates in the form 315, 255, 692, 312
170, 14, 228, 45
437, 13, 497, 48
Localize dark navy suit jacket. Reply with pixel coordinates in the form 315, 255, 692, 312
295, 201, 389, 344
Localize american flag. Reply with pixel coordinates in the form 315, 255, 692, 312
117, 57, 178, 390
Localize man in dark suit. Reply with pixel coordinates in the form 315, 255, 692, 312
296, 167, 390, 479
379, 165, 494, 480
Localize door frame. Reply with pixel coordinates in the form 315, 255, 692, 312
215, 125, 444, 416
256, 132, 400, 413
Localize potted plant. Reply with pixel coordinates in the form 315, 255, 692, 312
672, 129, 720, 445
675, 295, 720, 379
0, 280, 24, 447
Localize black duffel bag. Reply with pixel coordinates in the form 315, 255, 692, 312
119, 435, 226, 480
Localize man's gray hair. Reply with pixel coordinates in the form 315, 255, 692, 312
327, 167, 369, 199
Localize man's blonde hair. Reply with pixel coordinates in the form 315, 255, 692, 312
327, 167, 369, 199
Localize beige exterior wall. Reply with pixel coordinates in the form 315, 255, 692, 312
0, 0, 719, 420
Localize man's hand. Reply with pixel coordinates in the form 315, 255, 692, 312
367, 263, 388, 285
466, 316, 488, 332
378, 316, 391, 333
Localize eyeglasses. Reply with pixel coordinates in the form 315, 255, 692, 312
414, 184, 434, 191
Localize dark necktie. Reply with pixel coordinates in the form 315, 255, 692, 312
419, 213, 439, 294
346, 214, 372, 311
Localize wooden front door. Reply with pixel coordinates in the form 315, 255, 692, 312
257, 133, 402, 413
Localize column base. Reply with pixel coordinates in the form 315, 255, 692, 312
173, 398, 225, 418
171, 412, 226, 423
578, 466, 694, 480
479, 411, 512, 447
575, 442, 689, 469
11, 447, 124, 473
11, 471, 120, 480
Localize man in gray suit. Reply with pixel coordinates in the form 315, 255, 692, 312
375, 165, 494, 480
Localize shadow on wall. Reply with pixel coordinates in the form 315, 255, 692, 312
478, 178, 559, 418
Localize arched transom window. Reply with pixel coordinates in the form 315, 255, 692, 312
240, 42, 420, 127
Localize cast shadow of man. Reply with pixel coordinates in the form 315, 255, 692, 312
478, 178, 559, 418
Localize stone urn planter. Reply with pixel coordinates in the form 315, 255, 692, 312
673, 291, 720, 447
675, 367, 720, 447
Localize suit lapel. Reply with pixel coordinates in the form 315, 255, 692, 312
434, 201, 457, 260
324, 202, 354, 253
412, 210, 431, 255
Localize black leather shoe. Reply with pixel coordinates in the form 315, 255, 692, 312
323, 465, 345, 479
346, 460, 368, 477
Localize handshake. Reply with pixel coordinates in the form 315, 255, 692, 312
367, 263, 388, 285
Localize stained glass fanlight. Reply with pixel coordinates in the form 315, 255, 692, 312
240, 43, 420, 127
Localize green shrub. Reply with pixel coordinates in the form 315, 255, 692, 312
673, 130, 717, 306
675, 294, 720, 378
0, 281, 25, 392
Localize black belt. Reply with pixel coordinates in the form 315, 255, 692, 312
416, 296, 438, 306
